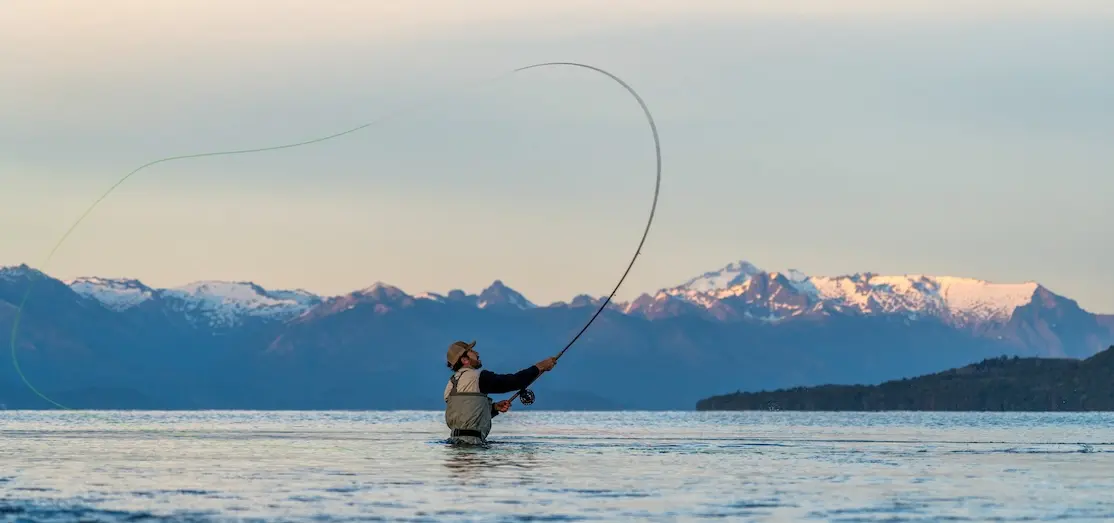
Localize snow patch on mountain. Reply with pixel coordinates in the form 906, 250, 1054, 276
664, 288, 722, 309
807, 274, 1039, 323
161, 281, 321, 326
62, 276, 323, 325
0, 265, 45, 282
266, 289, 321, 306
658, 261, 1044, 326
677, 261, 762, 293
68, 277, 154, 311
936, 276, 1041, 321
415, 292, 446, 303
357, 282, 401, 294
353, 282, 412, 303
477, 280, 536, 310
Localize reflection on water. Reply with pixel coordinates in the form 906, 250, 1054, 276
1, 410, 1113, 521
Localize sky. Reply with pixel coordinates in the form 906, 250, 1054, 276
2, 0, 1112, 313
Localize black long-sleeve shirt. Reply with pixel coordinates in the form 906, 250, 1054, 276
478, 365, 541, 417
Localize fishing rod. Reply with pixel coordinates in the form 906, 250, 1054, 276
506, 62, 662, 407
7, 60, 659, 411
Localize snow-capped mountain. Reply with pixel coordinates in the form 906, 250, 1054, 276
676, 260, 764, 293
161, 281, 321, 327
412, 281, 537, 310
0, 265, 41, 282
55, 273, 550, 327
476, 280, 536, 309
64, 275, 322, 328
19, 259, 1108, 333
632, 261, 1052, 328
1, 260, 1111, 411
66, 277, 155, 311
292, 282, 417, 322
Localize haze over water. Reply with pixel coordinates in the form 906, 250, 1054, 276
2, 410, 1112, 521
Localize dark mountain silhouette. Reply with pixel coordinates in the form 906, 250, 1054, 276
0, 260, 1110, 410
695, 345, 1114, 411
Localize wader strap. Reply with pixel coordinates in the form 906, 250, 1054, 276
451, 429, 483, 439
448, 371, 486, 397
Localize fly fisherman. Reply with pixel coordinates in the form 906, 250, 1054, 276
443, 340, 557, 445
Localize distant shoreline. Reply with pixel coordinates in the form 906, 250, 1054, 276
696, 346, 1114, 412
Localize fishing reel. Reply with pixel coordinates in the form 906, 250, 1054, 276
517, 388, 536, 406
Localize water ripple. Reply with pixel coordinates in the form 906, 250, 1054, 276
1, 410, 1112, 521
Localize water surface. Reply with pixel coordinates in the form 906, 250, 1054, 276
2, 410, 1113, 521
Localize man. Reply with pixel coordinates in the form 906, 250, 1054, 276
443, 340, 557, 445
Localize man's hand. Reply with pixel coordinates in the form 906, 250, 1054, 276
494, 399, 512, 413
535, 356, 558, 372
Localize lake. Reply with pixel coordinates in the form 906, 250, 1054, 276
2, 410, 1113, 521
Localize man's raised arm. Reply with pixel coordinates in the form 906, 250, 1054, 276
478, 357, 557, 395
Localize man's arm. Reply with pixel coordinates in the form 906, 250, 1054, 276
478, 366, 541, 395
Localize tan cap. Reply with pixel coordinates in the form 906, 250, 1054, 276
446, 340, 476, 368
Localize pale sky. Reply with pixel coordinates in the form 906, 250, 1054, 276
2, 1, 1112, 313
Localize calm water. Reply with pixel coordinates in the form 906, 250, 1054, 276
1, 410, 1113, 522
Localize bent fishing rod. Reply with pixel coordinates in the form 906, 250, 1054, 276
506, 62, 662, 407
8, 60, 659, 412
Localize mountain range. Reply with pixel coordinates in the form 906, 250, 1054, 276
1, 260, 1111, 410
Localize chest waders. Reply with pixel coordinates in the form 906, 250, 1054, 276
444, 369, 493, 445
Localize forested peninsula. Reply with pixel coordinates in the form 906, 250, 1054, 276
696, 346, 1114, 411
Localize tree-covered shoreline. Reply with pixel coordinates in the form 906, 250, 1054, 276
696, 346, 1114, 412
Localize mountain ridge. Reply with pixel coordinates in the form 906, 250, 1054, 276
1, 259, 1110, 410
4, 260, 1104, 326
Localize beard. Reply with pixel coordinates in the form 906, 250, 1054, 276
473, 361, 483, 369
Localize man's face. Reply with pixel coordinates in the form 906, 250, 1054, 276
465, 349, 482, 369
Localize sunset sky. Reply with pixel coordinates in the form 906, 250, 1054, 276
2, 0, 1112, 312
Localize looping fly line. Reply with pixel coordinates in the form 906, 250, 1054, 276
8, 62, 662, 410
